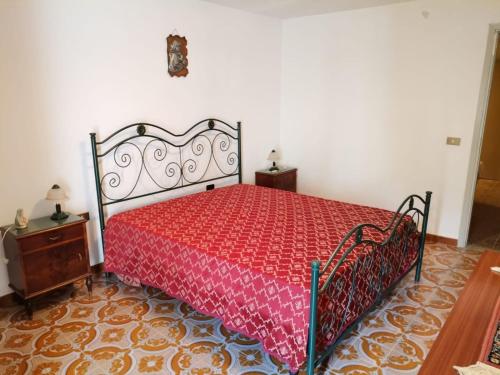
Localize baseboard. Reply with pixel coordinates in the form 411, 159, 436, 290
0, 262, 105, 307
426, 233, 458, 246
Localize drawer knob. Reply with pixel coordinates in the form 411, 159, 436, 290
78, 253, 82, 261
48, 235, 62, 242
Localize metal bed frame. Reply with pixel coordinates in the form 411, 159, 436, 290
89, 119, 431, 375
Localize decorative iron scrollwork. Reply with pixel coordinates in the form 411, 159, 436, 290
100, 142, 143, 201
91, 119, 241, 206
312, 191, 431, 366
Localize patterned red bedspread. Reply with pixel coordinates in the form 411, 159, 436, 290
104, 184, 419, 372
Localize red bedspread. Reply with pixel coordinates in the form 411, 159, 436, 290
104, 184, 419, 372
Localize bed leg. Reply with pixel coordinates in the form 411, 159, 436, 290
306, 261, 320, 375
415, 191, 432, 282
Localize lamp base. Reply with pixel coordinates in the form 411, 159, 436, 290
50, 211, 69, 221
269, 161, 279, 172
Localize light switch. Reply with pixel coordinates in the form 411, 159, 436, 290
446, 137, 461, 146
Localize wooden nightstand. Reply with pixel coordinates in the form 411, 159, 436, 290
255, 167, 297, 192
1, 214, 92, 318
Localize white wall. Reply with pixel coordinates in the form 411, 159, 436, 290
280, 0, 500, 239
2, 0, 499, 298
0, 0, 281, 296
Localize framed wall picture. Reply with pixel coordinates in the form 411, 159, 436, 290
166, 34, 188, 77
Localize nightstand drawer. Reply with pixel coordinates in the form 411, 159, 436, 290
273, 175, 296, 192
24, 239, 89, 294
18, 224, 83, 252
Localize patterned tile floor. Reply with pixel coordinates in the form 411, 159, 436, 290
0, 242, 484, 374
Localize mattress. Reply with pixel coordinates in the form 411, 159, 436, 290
104, 184, 419, 371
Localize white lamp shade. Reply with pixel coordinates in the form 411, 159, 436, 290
267, 149, 280, 162
46, 184, 67, 201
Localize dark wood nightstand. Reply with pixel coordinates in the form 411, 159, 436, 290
1, 214, 92, 318
255, 167, 297, 192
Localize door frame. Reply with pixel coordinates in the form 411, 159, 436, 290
458, 23, 500, 247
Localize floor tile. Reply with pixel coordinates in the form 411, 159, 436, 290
29, 351, 81, 375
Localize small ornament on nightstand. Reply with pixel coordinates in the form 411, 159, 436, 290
267, 149, 280, 172
14, 209, 28, 230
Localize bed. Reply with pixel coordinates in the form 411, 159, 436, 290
90, 119, 431, 374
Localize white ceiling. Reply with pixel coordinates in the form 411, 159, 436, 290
202, 0, 415, 19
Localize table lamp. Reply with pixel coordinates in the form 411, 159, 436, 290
46, 184, 69, 221
267, 149, 280, 172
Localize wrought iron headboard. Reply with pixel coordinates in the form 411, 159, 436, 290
90, 118, 242, 250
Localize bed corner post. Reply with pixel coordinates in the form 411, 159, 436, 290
306, 260, 320, 375
237, 121, 242, 184
90, 133, 105, 255
415, 191, 432, 282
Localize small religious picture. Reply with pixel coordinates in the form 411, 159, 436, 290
166, 34, 188, 77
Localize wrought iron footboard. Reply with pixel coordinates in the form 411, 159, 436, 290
304, 192, 432, 375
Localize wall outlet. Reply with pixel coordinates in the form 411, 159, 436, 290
206, 184, 215, 191
446, 137, 461, 146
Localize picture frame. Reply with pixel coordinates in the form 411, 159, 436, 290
166, 34, 188, 77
